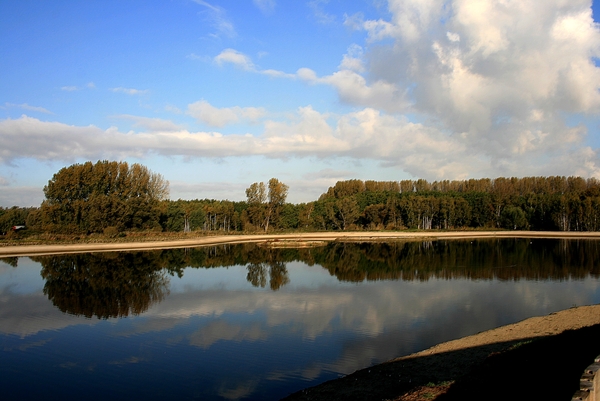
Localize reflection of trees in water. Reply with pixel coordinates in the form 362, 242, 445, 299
32, 239, 600, 317
158, 239, 600, 285
312, 239, 600, 282
245, 246, 290, 290
0, 257, 18, 267
246, 261, 289, 290
35, 252, 171, 319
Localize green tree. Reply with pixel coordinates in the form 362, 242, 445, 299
245, 182, 267, 230
265, 178, 289, 231
500, 206, 528, 230
326, 197, 360, 230
0, 206, 35, 234
245, 178, 289, 231
40, 160, 169, 233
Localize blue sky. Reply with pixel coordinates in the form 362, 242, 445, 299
2, 0, 600, 206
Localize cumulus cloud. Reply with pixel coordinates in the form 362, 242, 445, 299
187, 100, 266, 127
6, 0, 600, 185
333, 0, 600, 177
0, 116, 138, 163
214, 49, 256, 70
4, 104, 597, 180
339, 44, 366, 73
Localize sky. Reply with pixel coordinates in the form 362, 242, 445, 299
2, 0, 600, 207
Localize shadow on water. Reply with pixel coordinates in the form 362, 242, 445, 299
282, 323, 600, 401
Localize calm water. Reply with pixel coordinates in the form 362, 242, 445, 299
1, 239, 600, 400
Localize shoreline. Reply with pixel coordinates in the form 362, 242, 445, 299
283, 304, 600, 400
2, 230, 600, 257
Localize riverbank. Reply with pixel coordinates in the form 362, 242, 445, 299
282, 305, 600, 401
2, 230, 600, 257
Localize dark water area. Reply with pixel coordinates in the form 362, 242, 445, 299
1, 238, 600, 400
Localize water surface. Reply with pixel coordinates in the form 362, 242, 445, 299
1, 239, 599, 400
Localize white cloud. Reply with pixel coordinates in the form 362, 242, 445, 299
214, 48, 408, 112
339, 44, 365, 73
261, 69, 296, 79
187, 100, 266, 127
446, 31, 460, 42
110, 87, 149, 95
2, 99, 599, 184
0, 116, 137, 163
214, 49, 296, 78
335, 0, 600, 176
214, 49, 256, 70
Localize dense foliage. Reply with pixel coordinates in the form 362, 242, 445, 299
4, 161, 600, 235
38, 160, 169, 233
0, 206, 36, 234
310, 176, 600, 231
143, 175, 600, 232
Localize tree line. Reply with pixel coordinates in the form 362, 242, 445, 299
3, 160, 600, 235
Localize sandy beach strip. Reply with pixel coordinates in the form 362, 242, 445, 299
2, 231, 600, 257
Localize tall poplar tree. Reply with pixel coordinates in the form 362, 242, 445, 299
245, 178, 288, 231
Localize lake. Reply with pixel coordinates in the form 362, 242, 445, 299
1, 238, 600, 400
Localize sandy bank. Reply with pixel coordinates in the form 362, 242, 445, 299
2, 230, 600, 257
283, 305, 600, 401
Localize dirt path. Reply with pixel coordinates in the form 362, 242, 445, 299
2, 230, 600, 257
